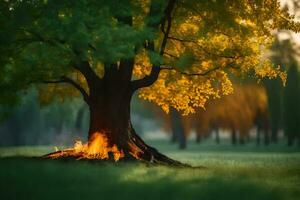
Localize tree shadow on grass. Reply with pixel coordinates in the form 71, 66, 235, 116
0, 157, 292, 200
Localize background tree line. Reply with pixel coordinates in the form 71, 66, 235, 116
164, 36, 300, 149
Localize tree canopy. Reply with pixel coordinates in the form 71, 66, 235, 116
1, 0, 299, 114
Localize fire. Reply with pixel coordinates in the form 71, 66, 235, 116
47, 132, 124, 161
128, 141, 143, 159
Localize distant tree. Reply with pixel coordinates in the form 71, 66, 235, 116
0, 90, 43, 145
74, 104, 88, 137
1, 92, 40, 145
159, 84, 269, 146
265, 37, 298, 143
149, 105, 188, 149
264, 77, 282, 143
0, 90, 80, 146
266, 34, 300, 146
283, 61, 300, 146
170, 108, 186, 149
0, 0, 299, 164
192, 84, 269, 145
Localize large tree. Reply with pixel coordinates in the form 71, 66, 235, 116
0, 0, 299, 165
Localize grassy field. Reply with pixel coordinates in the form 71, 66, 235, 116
0, 139, 299, 200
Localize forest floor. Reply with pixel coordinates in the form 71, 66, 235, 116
0, 139, 299, 200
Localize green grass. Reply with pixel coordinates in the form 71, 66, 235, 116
0, 139, 299, 200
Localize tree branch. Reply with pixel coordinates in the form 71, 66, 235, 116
35, 76, 90, 103
159, 0, 176, 55
130, 0, 176, 92
19, 28, 66, 47
160, 63, 240, 77
160, 66, 221, 76
167, 36, 246, 59
72, 60, 101, 96
130, 66, 161, 91
167, 36, 195, 43
18, 28, 100, 100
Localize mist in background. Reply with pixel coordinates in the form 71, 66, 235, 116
1, 34, 300, 149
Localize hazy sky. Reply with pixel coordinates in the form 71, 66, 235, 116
280, 0, 300, 44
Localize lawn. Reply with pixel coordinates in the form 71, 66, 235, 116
0, 139, 299, 200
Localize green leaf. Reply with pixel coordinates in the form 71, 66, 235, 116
148, 51, 164, 66
174, 52, 195, 70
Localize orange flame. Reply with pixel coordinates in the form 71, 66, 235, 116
48, 132, 124, 161
128, 141, 143, 159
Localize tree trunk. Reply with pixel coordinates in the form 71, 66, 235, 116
239, 137, 245, 145
171, 130, 177, 143
45, 80, 187, 167
239, 131, 247, 145
194, 124, 203, 143
287, 135, 294, 146
215, 128, 220, 144
196, 133, 202, 143
256, 126, 261, 146
271, 127, 278, 144
231, 128, 237, 145
170, 108, 187, 150
87, 85, 186, 165
264, 130, 270, 146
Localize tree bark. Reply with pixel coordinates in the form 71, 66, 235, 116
45, 77, 187, 167
89, 95, 187, 165
87, 76, 186, 165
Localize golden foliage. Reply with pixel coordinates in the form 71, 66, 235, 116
133, 0, 293, 114
154, 84, 268, 139
192, 84, 268, 137
37, 72, 89, 105
37, 0, 297, 112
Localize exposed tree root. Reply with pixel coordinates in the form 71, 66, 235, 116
43, 127, 195, 168
43, 145, 190, 167
127, 128, 190, 167
43, 151, 188, 167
